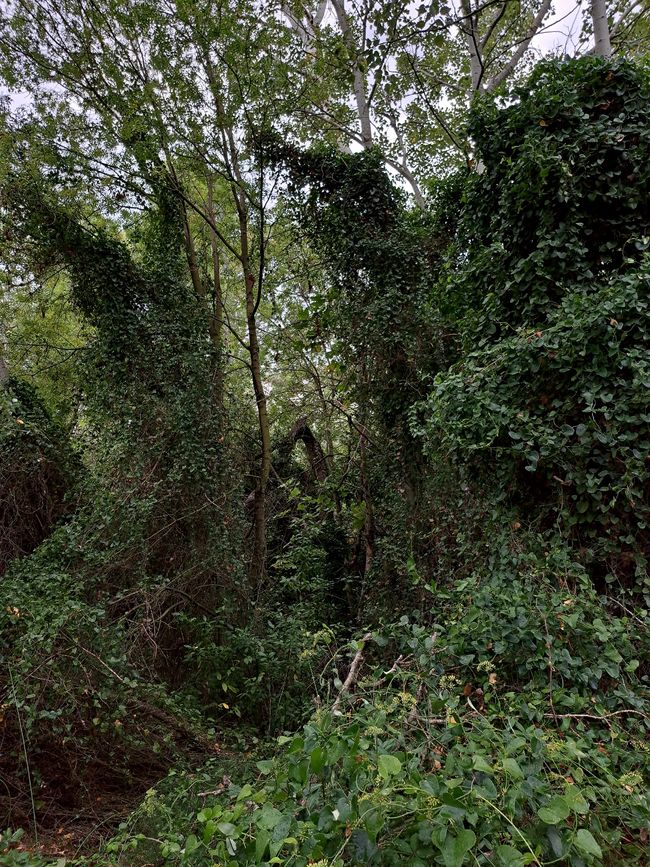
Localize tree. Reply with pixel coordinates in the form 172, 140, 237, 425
0, 0, 306, 580
591, 0, 612, 56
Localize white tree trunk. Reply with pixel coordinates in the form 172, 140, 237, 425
591, 0, 612, 57
460, 0, 484, 92
331, 0, 373, 147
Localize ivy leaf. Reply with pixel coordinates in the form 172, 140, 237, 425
574, 829, 602, 858
537, 796, 570, 824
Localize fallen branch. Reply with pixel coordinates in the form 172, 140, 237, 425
544, 709, 649, 722
332, 633, 372, 715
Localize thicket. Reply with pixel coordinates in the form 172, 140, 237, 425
0, 57, 648, 867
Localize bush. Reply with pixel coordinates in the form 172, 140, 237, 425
102, 559, 650, 866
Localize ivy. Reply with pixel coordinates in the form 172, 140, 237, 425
419, 58, 650, 592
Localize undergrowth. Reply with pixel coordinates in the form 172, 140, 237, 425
85, 551, 649, 867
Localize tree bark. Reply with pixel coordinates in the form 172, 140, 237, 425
206, 175, 225, 408
239, 213, 271, 585
0, 326, 9, 385
459, 0, 484, 93
484, 0, 553, 91
331, 0, 373, 147
203, 48, 271, 582
289, 418, 329, 482
591, 0, 612, 57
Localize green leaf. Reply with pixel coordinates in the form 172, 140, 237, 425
502, 758, 524, 779
216, 821, 236, 836
537, 796, 570, 824
310, 745, 326, 773
472, 754, 493, 774
441, 829, 476, 867
563, 786, 589, 814
496, 844, 526, 866
184, 834, 199, 854
255, 830, 270, 861
377, 754, 402, 779
256, 805, 284, 831
574, 829, 602, 858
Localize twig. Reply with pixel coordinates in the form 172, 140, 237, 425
75, 642, 126, 683
544, 709, 649, 722
8, 665, 38, 843
332, 633, 372, 715
606, 596, 648, 629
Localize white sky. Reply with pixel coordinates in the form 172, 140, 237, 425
531, 0, 585, 55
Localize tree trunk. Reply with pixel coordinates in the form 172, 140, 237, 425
289, 418, 329, 482
359, 431, 374, 579
0, 326, 9, 385
239, 212, 271, 584
591, 0, 612, 57
331, 0, 373, 147
179, 194, 223, 396
206, 175, 225, 408
460, 0, 484, 92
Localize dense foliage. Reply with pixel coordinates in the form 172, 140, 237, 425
420, 59, 650, 595
0, 6, 648, 864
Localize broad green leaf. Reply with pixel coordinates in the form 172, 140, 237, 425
472, 754, 493, 773
496, 844, 526, 866
255, 830, 270, 861
377, 754, 402, 779
184, 834, 199, 854
256, 805, 283, 831
574, 829, 602, 858
441, 829, 476, 867
537, 796, 570, 824
502, 758, 524, 779
310, 745, 326, 773
563, 786, 589, 814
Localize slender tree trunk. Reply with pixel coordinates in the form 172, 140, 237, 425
0, 326, 9, 385
358, 363, 374, 583
331, 0, 373, 147
460, 0, 484, 92
591, 0, 612, 57
202, 49, 271, 579
359, 430, 374, 578
206, 175, 224, 408
180, 202, 204, 299
239, 206, 271, 584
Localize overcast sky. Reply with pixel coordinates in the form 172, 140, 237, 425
531, 0, 584, 55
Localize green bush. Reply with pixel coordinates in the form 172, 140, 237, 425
418, 58, 650, 591
102, 560, 650, 866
